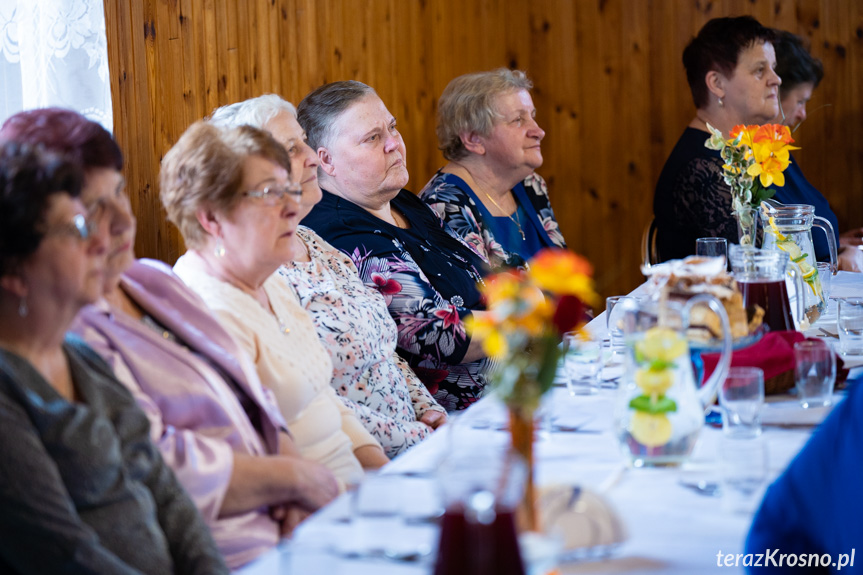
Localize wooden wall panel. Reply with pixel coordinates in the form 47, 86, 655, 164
105, 0, 863, 301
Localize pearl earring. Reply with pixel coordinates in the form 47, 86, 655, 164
718, 97, 724, 108
18, 297, 28, 318
214, 238, 226, 258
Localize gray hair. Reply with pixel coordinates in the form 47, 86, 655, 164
437, 68, 533, 161
209, 94, 297, 130
296, 81, 376, 151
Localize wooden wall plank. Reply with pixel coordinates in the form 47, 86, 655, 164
105, 0, 863, 300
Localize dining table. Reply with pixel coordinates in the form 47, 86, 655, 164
238, 271, 863, 575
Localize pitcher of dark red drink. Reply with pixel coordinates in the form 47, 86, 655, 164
729, 245, 804, 332
433, 450, 528, 575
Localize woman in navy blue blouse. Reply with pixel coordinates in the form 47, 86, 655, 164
771, 30, 863, 271
420, 68, 566, 270
298, 81, 493, 412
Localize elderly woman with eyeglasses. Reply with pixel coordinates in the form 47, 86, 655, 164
420, 68, 566, 270
298, 81, 494, 412
210, 94, 446, 458
0, 108, 340, 568
0, 141, 227, 574
770, 30, 862, 271
164, 121, 387, 485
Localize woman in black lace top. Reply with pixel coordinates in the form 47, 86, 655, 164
653, 16, 779, 262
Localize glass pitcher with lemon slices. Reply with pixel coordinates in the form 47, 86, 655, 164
614, 296, 732, 467
760, 203, 837, 324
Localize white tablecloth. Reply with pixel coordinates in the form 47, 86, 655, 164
238, 272, 862, 575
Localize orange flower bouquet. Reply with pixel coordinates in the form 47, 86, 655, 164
705, 123, 799, 245
466, 248, 598, 531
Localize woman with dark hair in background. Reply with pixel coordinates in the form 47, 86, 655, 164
0, 140, 227, 574
652, 16, 779, 262
771, 30, 863, 271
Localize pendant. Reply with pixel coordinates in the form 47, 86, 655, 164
519, 228, 526, 241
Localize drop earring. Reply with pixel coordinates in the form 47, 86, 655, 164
718, 97, 724, 108
18, 297, 28, 318
214, 237, 225, 258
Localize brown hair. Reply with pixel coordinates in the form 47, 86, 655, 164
159, 121, 290, 249
683, 16, 775, 109
437, 68, 533, 161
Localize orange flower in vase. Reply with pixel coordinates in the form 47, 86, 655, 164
467, 248, 598, 532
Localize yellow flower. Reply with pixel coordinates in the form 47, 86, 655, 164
482, 330, 509, 359
745, 124, 799, 188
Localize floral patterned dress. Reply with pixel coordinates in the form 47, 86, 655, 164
420, 171, 567, 269
277, 227, 446, 457
302, 189, 492, 412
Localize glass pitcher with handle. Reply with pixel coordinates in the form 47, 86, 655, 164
759, 202, 837, 323
614, 295, 732, 467
729, 245, 805, 333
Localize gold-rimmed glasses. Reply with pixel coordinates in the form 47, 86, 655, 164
48, 214, 97, 241
242, 184, 302, 206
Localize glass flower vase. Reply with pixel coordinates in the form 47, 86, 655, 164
508, 404, 537, 532
735, 206, 759, 247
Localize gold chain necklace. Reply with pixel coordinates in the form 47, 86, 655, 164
482, 191, 525, 241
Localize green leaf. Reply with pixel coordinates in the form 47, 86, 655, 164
792, 253, 808, 263
647, 359, 675, 371
628, 395, 678, 414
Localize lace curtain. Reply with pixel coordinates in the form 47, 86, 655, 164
0, 0, 113, 131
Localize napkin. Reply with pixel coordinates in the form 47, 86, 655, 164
701, 331, 849, 394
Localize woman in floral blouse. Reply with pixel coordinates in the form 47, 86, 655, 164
420, 69, 566, 270
298, 82, 494, 411
211, 95, 447, 453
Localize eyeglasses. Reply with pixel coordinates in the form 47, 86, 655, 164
48, 214, 97, 241
242, 184, 302, 205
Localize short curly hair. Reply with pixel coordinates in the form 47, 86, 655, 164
159, 121, 291, 249
0, 142, 83, 277
436, 68, 533, 161
209, 94, 298, 130
683, 16, 775, 109
773, 30, 824, 98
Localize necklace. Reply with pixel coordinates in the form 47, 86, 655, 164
482, 191, 525, 241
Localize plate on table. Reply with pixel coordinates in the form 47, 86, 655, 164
688, 325, 767, 354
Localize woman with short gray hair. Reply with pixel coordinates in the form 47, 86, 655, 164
211, 94, 447, 455
298, 81, 493, 412
420, 68, 566, 270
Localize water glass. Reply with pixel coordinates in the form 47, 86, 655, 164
347, 472, 402, 556
718, 436, 769, 514
564, 335, 602, 395
719, 367, 764, 438
838, 298, 863, 356
606, 296, 633, 350
793, 340, 837, 408
816, 262, 832, 302
696, 237, 728, 266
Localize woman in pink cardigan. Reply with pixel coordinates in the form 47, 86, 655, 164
2, 108, 339, 569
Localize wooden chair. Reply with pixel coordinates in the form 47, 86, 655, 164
641, 219, 660, 269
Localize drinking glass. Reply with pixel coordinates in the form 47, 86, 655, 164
838, 298, 863, 356
718, 435, 769, 514
564, 335, 601, 395
719, 367, 764, 438
793, 340, 837, 408
606, 296, 633, 350
696, 237, 728, 266
816, 262, 832, 302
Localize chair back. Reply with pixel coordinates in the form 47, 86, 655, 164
641, 219, 660, 268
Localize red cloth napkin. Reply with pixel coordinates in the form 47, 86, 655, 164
701, 331, 806, 382
701, 330, 848, 384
